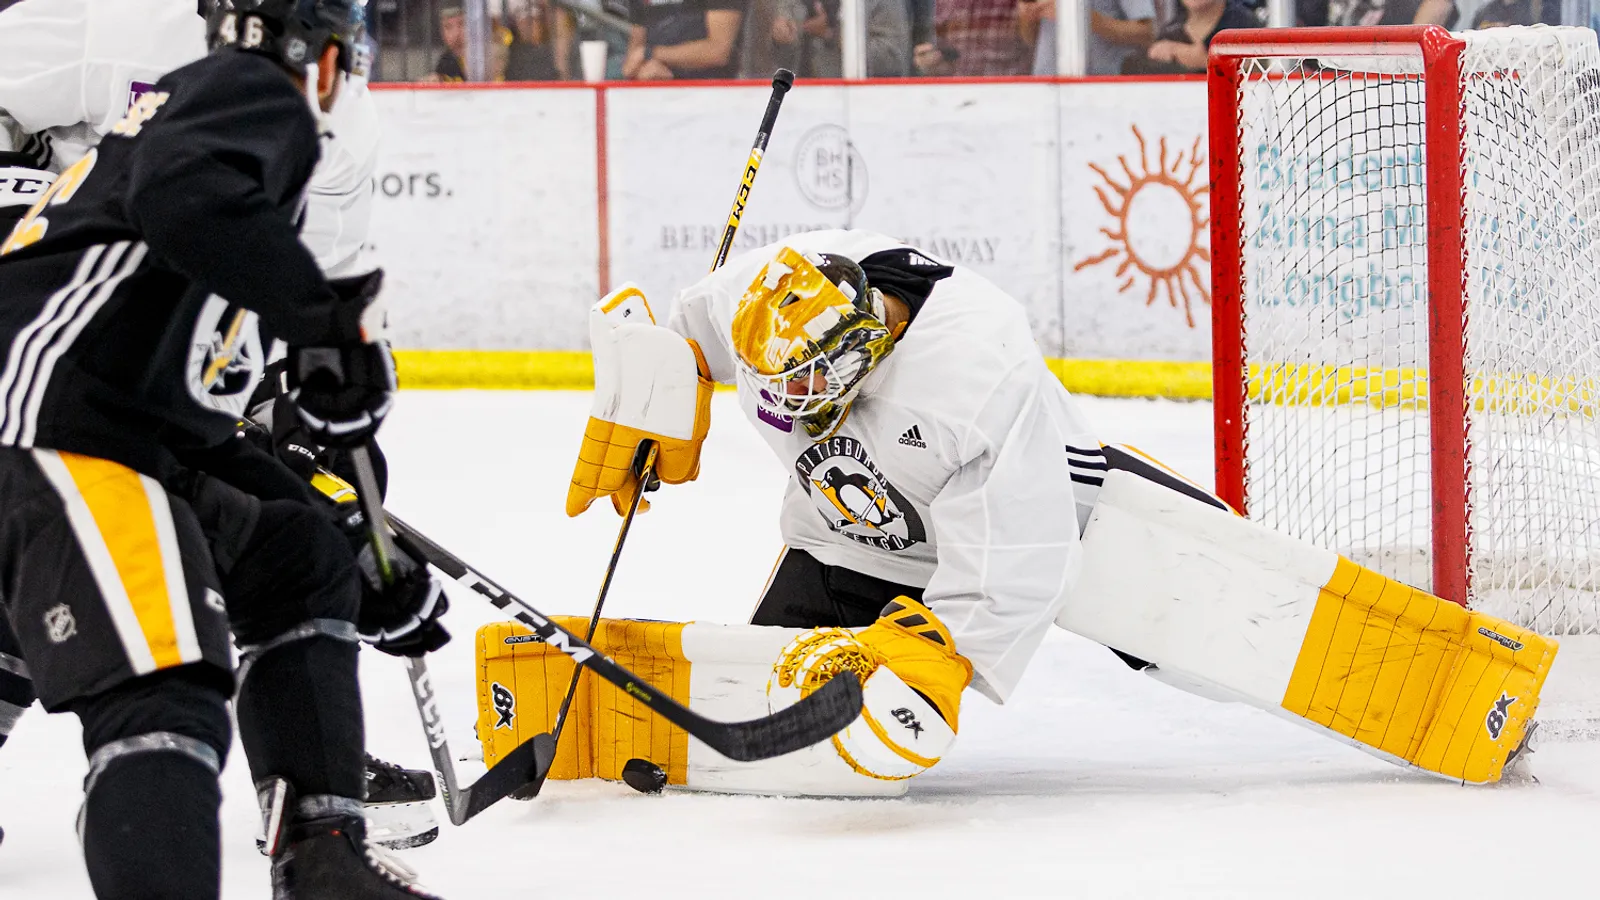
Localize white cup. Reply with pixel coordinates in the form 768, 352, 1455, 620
580, 40, 608, 82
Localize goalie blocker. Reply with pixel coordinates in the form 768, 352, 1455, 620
477, 457, 1553, 793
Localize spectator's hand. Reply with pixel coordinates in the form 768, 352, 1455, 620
1146, 39, 1182, 62
914, 42, 950, 75
772, 16, 800, 44
1017, 0, 1052, 30
638, 57, 675, 79
802, 2, 835, 39
623, 43, 646, 78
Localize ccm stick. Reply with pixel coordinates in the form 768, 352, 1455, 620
347, 445, 555, 826
528, 68, 799, 797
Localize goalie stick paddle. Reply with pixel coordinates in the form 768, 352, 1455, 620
347, 445, 555, 826
526, 67, 800, 797
385, 511, 864, 763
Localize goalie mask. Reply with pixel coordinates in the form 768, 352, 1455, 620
731, 247, 897, 439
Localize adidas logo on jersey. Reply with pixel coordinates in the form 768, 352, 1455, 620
898, 425, 927, 449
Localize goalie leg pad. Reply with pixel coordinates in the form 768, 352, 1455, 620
1057, 469, 1558, 784
475, 618, 908, 797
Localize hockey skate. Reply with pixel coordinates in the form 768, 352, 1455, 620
362, 753, 440, 849
271, 796, 444, 900
258, 755, 439, 853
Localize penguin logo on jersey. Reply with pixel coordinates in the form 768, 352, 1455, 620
187, 296, 265, 416
795, 437, 926, 551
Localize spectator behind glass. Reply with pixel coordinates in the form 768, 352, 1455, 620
1472, 0, 1559, 26
925, 0, 1030, 76
1018, 0, 1156, 76
766, 0, 913, 76
1122, 0, 1256, 74
430, 5, 511, 81
1323, 0, 1455, 26
625, 0, 747, 78
504, 0, 574, 80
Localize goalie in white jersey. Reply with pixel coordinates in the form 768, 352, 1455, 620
568, 228, 1556, 789
568, 229, 1120, 779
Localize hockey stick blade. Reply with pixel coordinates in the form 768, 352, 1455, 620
451, 732, 555, 823
348, 446, 551, 826
403, 653, 557, 825
386, 513, 864, 762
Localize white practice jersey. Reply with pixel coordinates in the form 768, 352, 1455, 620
0, 0, 378, 273
667, 230, 1104, 702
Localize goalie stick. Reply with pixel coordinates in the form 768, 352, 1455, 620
384, 510, 864, 764
347, 445, 555, 826
529, 67, 800, 797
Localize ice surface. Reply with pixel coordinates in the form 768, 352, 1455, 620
2, 392, 1596, 899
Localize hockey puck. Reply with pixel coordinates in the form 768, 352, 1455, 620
621, 758, 666, 794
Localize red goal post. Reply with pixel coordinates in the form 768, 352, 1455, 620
1206, 25, 1600, 634
1209, 26, 1470, 606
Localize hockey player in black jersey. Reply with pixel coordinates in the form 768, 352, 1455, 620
0, 1, 447, 897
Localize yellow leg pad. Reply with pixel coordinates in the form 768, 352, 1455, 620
475, 618, 691, 786
1282, 557, 1559, 783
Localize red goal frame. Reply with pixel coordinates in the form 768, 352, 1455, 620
1207, 26, 1470, 606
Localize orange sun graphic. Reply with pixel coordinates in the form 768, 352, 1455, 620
1075, 127, 1211, 328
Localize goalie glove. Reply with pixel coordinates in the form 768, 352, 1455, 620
566, 284, 713, 517
770, 598, 972, 780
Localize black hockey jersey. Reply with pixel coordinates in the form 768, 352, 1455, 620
0, 48, 362, 480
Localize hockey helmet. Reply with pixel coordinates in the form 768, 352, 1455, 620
731, 246, 897, 438
206, 0, 367, 74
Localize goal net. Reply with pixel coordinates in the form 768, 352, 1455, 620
1210, 25, 1600, 635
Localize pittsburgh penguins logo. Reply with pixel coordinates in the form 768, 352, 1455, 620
795, 437, 926, 551
187, 295, 264, 415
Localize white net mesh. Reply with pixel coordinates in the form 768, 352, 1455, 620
1230, 26, 1600, 635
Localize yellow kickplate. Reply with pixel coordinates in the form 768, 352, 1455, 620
1282, 558, 1557, 783
475, 618, 692, 785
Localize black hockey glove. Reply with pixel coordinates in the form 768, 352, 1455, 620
288, 342, 397, 448
269, 393, 322, 480
287, 270, 397, 448
355, 544, 451, 657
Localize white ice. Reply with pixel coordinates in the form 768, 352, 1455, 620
3, 392, 1597, 899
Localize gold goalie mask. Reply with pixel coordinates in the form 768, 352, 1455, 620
731, 246, 897, 439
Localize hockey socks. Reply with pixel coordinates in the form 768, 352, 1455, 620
83, 745, 223, 900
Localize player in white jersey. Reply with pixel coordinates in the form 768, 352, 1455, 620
568, 229, 1124, 779
0, 0, 436, 850
0, 0, 379, 274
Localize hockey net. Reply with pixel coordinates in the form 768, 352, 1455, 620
1211, 26, 1600, 635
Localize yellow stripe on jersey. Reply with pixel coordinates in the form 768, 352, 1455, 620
35, 451, 199, 673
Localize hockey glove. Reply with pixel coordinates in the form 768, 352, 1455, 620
771, 597, 971, 781
355, 543, 450, 658
567, 284, 714, 517
287, 270, 397, 448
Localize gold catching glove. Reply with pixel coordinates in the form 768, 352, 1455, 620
771, 598, 972, 780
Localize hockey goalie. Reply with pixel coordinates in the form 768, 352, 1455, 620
476, 229, 1555, 795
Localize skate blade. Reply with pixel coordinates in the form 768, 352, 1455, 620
364, 800, 440, 851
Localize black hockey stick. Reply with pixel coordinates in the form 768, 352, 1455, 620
525, 68, 800, 796
526, 441, 658, 798
347, 445, 555, 826
385, 510, 863, 763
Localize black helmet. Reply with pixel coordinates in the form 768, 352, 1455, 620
206, 0, 366, 74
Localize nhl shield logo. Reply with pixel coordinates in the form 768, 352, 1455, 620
44, 603, 76, 644
1485, 693, 1517, 740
